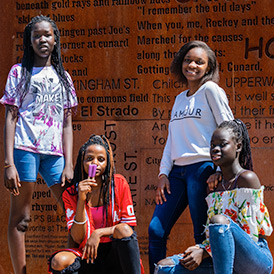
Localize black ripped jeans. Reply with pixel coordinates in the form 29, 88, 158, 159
49, 231, 141, 274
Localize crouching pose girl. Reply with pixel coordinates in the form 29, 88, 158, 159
155, 119, 273, 274
48, 135, 143, 274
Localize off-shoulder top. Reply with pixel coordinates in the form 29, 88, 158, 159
201, 187, 273, 255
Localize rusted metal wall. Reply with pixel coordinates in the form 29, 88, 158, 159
0, 0, 273, 272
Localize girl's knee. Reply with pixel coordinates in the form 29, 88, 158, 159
149, 218, 165, 239
113, 223, 133, 239
209, 214, 229, 225
155, 258, 175, 274
157, 258, 174, 266
9, 214, 31, 232
17, 218, 31, 232
51, 252, 76, 271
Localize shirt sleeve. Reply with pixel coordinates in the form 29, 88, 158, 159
159, 97, 180, 176
253, 190, 273, 237
0, 64, 22, 107
200, 238, 211, 257
204, 81, 234, 125
116, 175, 137, 226
62, 188, 77, 230
63, 71, 78, 109
159, 124, 173, 176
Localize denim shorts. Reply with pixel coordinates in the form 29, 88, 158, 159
14, 148, 65, 187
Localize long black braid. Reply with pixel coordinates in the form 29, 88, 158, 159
218, 119, 253, 171
69, 135, 115, 224
18, 15, 73, 109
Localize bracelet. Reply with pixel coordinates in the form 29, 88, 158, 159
195, 244, 205, 249
73, 218, 87, 225
158, 174, 167, 179
4, 164, 14, 169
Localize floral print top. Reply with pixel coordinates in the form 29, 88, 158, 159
0, 64, 77, 156
202, 187, 272, 256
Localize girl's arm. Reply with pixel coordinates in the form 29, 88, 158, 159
205, 82, 234, 124
82, 226, 116, 263
61, 109, 74, 186
83, 224, 132, 263
207, 171, 222, 192
70, 198, 87, 243
4, 105, 20, 195
70, 178, 98, 243
179, 245, 209, 270
156, 123, 173, 204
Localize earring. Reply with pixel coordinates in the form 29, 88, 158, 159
102, 175, 105, 181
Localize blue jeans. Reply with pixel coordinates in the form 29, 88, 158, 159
149, 162, 215, 274
155, 219, 273, 274
155, 256, 213, 274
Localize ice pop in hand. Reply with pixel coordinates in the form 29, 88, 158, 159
88, 164, 97, 178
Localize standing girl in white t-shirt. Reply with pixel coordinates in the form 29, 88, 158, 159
1, 15, 78, 274
148, 41, 234, 273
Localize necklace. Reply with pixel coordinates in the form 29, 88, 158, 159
221, 178, 235, 191
221, 169, 243, 191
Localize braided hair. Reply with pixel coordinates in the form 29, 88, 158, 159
18, 15, 73, 108
70, 135, 115, 220
218, 119, 253, 171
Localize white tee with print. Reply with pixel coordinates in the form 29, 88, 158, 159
0, 64, 78, 156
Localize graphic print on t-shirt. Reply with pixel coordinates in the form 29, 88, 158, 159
32, 75, 63, 122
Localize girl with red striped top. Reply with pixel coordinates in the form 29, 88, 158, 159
48, 135, 143, 274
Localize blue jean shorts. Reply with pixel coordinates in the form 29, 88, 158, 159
14, 149, 65, 187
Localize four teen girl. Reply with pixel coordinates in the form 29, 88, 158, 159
0, 16, 77, 274
48, 135, 143, 274
1, 15, 77, 274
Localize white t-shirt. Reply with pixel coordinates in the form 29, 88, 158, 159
160, 81, 234, 176
1, 64, 78, 156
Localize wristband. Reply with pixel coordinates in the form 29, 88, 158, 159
195, 244, 205, 249
158, 174, 167, 179
4, 164, 14, 169
73, 218, 87, 225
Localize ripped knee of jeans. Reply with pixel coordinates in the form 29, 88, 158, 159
209, 214, 230, 225
113, 223, 134, 239
48, 257, 81, 274
112, 229, 138, 242
208, 222, 230, 234
154, 258, 176, 273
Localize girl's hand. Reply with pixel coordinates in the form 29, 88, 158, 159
61, 164, 74, 187
78, 179, 98, 201
207, 172, 222, 192
155, 175, 171, 205
179, 245, 204, 270
4, 165, 21, 196
82, 230, 100, 263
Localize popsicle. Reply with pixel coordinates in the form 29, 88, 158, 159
88, 164, 97, 178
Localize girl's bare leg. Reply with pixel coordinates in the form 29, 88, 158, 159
8, 182, 35, 274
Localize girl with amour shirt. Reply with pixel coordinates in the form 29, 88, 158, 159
148, 41, 234, 273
